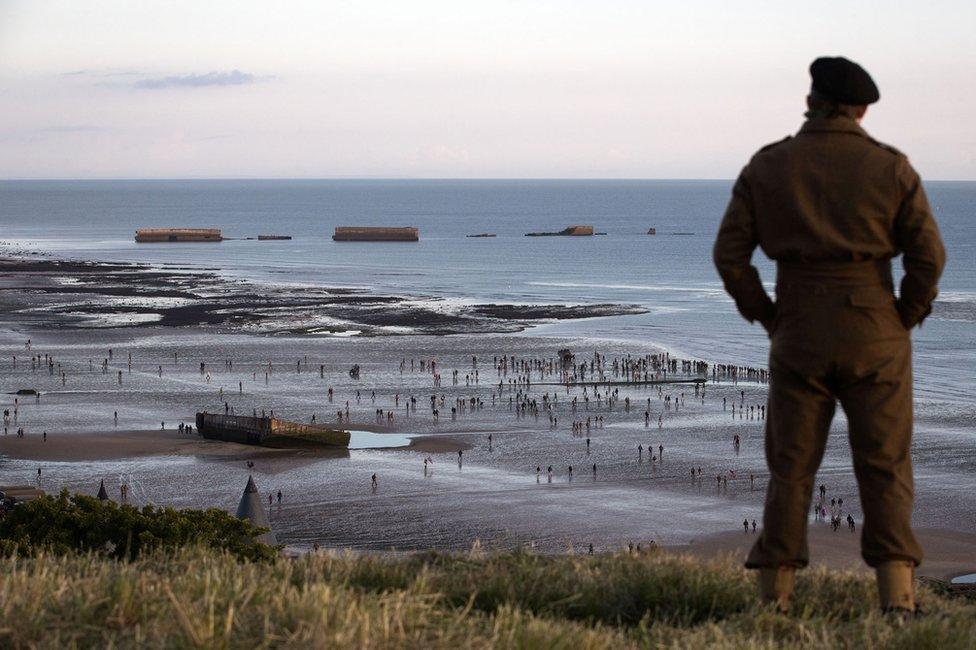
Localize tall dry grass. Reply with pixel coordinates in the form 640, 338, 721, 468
0, 547, 973, 648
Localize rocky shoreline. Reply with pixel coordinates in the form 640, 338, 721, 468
0, 256, 647, 336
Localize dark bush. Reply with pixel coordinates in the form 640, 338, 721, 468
0, 489, 276, 562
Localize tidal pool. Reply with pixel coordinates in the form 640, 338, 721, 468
348, 430, 412, 450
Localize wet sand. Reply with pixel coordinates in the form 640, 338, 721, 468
2, 324, 973, 559
408, 435, 474, 453
0, 428, 469, 461
0, 429, 266, 462
6, 424, 970, 580
1, 276, 973, 561
679, 527, 976, 581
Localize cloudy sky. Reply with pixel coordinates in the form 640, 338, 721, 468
1, 1, 973, 179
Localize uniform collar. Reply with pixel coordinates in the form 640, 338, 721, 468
798, 116, 869, 138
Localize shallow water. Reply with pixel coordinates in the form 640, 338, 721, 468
347, 430, 412, 450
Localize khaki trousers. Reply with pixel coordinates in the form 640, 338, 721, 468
746, 285, 922, 569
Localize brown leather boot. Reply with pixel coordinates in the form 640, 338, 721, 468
759, 566, 795, 613
877, 561, 915, 613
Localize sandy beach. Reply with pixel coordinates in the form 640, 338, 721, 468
5, 427, 973, 581
0, 429, 258, 461
680, 527, 976, 582
1, 323, 972, 558
1, 243, 974, 576
0, 428, 469, 462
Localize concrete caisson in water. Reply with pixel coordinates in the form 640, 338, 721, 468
524, 225, 594, 237
135, 228, 223, 243
332, 226, 419, 242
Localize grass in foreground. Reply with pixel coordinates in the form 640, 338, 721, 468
1, 547, 974, 649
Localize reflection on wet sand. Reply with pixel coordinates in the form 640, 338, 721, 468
2, 326, 975, 574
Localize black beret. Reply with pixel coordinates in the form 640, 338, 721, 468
809, 56, 879, 105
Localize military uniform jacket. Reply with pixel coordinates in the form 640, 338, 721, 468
713, 116, 945, 329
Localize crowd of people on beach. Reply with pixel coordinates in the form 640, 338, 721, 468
4, 340, 861, 543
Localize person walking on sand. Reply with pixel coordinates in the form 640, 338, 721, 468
714, 56, 944, 615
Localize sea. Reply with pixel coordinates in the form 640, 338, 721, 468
0, 179, 974, 551
1, 179, 974, 387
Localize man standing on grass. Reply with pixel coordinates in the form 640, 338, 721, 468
714, 56, 945, 614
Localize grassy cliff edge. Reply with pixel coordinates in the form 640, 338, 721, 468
1, 547, 974, 649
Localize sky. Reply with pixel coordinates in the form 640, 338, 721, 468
1, 1, 974, 180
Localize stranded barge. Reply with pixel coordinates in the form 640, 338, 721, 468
196, 413, 350, 448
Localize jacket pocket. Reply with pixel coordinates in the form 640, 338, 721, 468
847, 291, 907, 334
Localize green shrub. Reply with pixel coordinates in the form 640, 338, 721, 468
0, 489, 276, 562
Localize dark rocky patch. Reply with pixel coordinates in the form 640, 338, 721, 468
468, 303, 646, 321
0, 256, 647, 336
